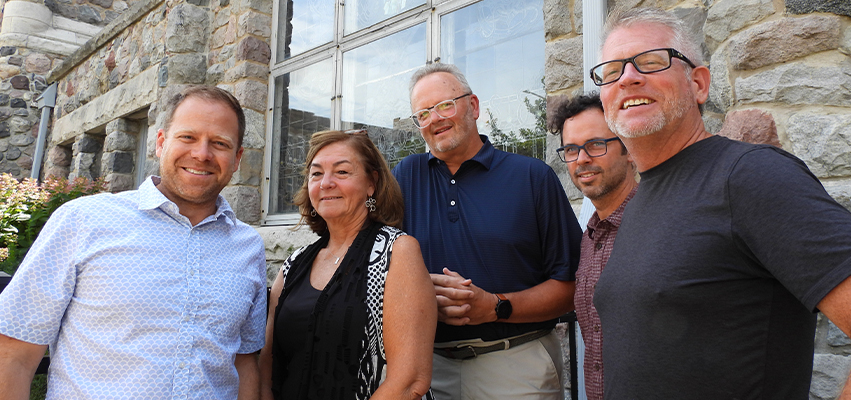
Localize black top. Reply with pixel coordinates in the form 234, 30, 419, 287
595, 135, 851, 399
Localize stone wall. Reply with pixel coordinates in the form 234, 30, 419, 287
42, 0, 272, 223
543, 0, 851, 398
0, 0, 126, 179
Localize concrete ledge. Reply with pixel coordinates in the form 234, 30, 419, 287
52, 66, 159, 143
47, 0, 165, 82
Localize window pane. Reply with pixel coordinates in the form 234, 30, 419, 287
344, 0, 425, 35
270, 60, 334, 214
441, 0, 547, 160
341, 23, 426, 167
277, 0, 335, 60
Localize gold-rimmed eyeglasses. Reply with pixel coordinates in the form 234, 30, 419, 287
410, 93, 472, 128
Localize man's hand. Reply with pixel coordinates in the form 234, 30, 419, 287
431, 268, 497, 326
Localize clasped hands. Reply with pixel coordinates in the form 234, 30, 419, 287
431, 267, 499, 326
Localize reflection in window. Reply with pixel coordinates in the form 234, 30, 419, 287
441, 0, 547, 160
270, 59, 334, 214
277, 0, 334, 60
344, 0, 425, 35
341, 23, 426, 167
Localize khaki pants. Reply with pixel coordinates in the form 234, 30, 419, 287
431, 330, 564, 400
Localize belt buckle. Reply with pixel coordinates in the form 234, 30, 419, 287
460, 344, 478, 359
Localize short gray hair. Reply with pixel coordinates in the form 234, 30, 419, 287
408, 63, 473, 99
603, 7, 704, 67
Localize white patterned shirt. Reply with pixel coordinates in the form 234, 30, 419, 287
0, 176, 267, 399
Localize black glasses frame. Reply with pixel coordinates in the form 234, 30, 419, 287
556, 137, 622, 163
590, 48, 697, 86
410, 93, 472, 128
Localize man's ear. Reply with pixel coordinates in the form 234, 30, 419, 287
155, 129, 166, 158
691, 65, 711, 105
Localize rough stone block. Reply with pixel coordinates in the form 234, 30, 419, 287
9, 116, 33, 134
811, 354, 851, 400
708, 48, 732, 113
220, 185, 261, 223
48, 145, 72, 167
24, 53, 52, 74
104, 173, 134, 192
15, 154, 32, 170
0, 47, 15, 56
786, 0, 851, 18
166, 3, 210, 53
10, 75, 29, 90
242, 108, 266, 149
167, 54, 207, 84
102, 151, 134, 174
0, 107, 10, 118
573, 0, 581, 35
78, 5, 103, 25
7, 57, 22, 67
543, 0, 571, 41
237, 11, 272, 38
5, 146, 22, 160
787, 112, 851, 179
828, 320, 851, 348
234, 79, 268, 112
704, 0, 773, 51
10, 98, 27, 108
206, 63, 225, 85
736, 62, 851, 107
717, 109, 779, 147
9, 134, 34, 147
544, 36, 583, 92
0, 160, 22, 175
729, 15, 842, 71
230, 148, 262, 185
824, 179, 851, 212
0, 65, 21, 80
74, 134, 103, 154
105, 131, 137, 152
45, 165, 70, 179
236, 36, 271, 64
106, 119, 139, 135
224, 61, 269, 82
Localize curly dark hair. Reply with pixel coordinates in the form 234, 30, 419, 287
292, 130, 404, 234
548, 92, 604, 135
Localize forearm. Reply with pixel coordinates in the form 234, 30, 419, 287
0, 335, 46, 400
499, 279, 575, 323
235, 353, 260, 400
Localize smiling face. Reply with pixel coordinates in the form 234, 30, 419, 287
307, 141, 376, 227
155, 96, 243, 219
410, 72, 481, 158
599, 23, 701, 139
562, 108, 633, 201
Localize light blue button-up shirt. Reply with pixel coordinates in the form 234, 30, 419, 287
0, 177, 267, 399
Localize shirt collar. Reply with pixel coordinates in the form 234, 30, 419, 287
138, 176, 237, 226
427, 135, 495, 170
586, 184, 638, 237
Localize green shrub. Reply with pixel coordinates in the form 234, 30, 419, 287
0, 174, 106, 275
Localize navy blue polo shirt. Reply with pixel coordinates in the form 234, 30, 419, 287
392, 136, 582, 342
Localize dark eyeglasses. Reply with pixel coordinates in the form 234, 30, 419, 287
556, 137, 621, 163
590, 48, 696, 86
410, 93, 472, 128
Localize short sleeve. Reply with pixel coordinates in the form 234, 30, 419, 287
728, 148, 851, 311
237, 237, 269, 354
0, 202, 81, 344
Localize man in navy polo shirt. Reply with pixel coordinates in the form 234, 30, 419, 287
392, 63, 582, 400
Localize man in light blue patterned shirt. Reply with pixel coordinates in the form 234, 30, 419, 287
0, 86, 267, 400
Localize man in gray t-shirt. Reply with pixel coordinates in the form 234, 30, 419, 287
591, 7, 851, 399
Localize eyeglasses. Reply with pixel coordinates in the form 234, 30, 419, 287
590, 48, 696, 86
556, 137, 621, 163
410, 93, 472, 128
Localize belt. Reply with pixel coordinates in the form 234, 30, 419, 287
433, 329, 551, 360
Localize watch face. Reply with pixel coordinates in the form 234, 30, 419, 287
496, 299, 513, 319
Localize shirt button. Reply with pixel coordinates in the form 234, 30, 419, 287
450, 179, 456, 184
450, 200, 456, 206
594, 325, 601, 332
595, 243, 603, 250
179, 362, 186, 368
594, 363, 601, 371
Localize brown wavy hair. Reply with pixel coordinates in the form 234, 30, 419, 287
292, 130, 404, 234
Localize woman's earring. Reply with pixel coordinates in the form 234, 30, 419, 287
365, 196, 376, 212
310, 209, 317, 217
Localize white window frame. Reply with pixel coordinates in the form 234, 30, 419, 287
262, 0, 524, 225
